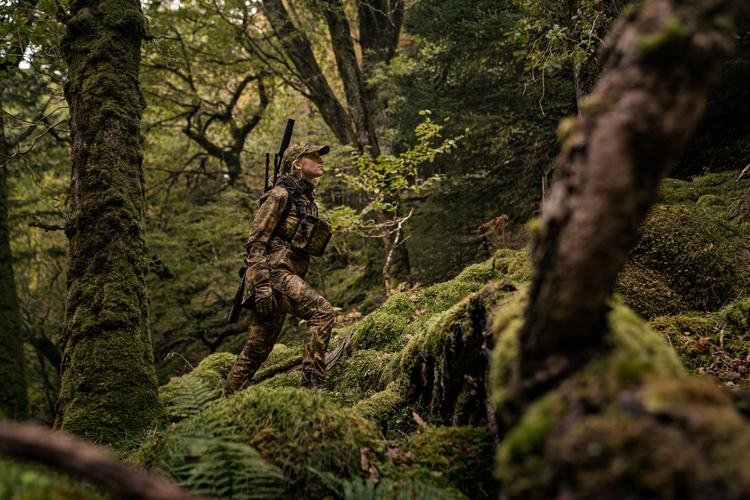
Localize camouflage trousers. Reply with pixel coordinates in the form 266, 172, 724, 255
223, 270, 334, 396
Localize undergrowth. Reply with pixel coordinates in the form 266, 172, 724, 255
159, 377, 284, 500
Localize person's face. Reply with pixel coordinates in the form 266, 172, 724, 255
294, 151, 324, 181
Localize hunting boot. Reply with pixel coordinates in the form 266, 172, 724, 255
300, 370, 330, 393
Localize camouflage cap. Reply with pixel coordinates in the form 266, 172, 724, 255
281, 141, 330, 173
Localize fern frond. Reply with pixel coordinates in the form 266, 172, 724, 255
311, 468, 463, 500
162, 377, 284, 500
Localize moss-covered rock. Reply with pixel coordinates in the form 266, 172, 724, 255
159, 351, 236, 413
210, 387, 380, 499
492, 248, 533, 283
251, 344, 303, 383
615, 190, 750, 318
327, 349, 392, 395
377, 426, 497, 499
491, 295, 750, 500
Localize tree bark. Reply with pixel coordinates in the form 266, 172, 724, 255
56, 0, 164, 441
513, 0, 750, 413
0, 422, 207, 500
0, 116, 29, 420
322, 0, 380, 156
261, 0, 357, 146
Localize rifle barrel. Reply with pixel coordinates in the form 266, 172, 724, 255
264, 153, 270, 192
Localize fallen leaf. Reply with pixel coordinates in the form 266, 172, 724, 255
360, 447, 371, 472
412, 410, 428, 429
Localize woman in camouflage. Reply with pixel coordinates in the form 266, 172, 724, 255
223, 141, 334, 395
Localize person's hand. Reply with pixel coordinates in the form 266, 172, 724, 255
255, 283, 276, 316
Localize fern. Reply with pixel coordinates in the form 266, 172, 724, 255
162, 377, 284, 499
308, 467, 462, 500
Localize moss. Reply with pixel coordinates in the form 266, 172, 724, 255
127, 433, 175, 470
0, 458, 114, 500
351, 313, 409, 351
616, 197, 750, 318
696, 194, 728, 210
327, 349, 391, 394
56, 0, 163, 442
209, 386, 379, 499
252, 344, 303, 383
650, 298, 750, 388
636, 16, 688, 58
352, 387, 404, 423
614, 264, 691, 318
378, 426, 497, 499
256, 370, 301, 390
492, 297, 750, 499
349, 275, 488, 353
492, 248, 533, 283
727, 187, 750, 223
159, 351, 236, 406
454, 262, 499, 284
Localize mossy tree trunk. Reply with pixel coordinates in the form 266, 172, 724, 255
55, 0, 164, 441
0, 116, 29, 421
512, 0, 750, 416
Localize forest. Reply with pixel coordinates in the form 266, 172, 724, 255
2, 0, 750, 497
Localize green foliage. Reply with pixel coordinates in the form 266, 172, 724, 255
308, 469, 463, 500
160, 377, 284, 500
391, 0, 574, 284
329, 113, 466, 229
0, 459, 113, 500
209, 387, 380, 499
505, 0, 609, 74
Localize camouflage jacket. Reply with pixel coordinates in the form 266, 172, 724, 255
241, 174, 318, 305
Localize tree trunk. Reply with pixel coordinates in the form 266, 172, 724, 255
0, 116, 29, 421
261, 0, 357, 146
379, 208, 411, 293
358, 0, 404, 149
322, 0, 380, 156
56, 0, 164, 441
512, 0, 749, 414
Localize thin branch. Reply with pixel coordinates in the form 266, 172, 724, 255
28, 221, 66, 231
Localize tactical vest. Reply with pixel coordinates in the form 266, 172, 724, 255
271, 181, 332, 257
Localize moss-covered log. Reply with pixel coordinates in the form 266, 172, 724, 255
0, 117, 29, 420
55, 0, 163, 440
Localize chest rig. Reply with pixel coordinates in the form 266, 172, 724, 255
271, 181, 332, 257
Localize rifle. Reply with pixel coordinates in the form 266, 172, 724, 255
227, 119, 295, 324
266, 118, 295, 192
226, 263, 246, 324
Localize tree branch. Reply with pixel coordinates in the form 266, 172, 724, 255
0, 422, 207, 500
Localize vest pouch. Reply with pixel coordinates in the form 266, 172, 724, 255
302, 216, 332, 257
